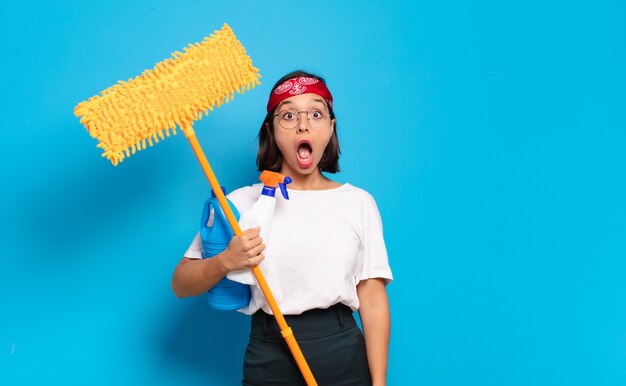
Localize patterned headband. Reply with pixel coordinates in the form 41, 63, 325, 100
266, 76, 333, 112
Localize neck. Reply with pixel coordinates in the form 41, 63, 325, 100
279, 167, 337, 190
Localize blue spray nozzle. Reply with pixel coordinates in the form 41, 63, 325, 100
260, 177, 291, 199
259, 171, 292, 200
279, 177, 292, 200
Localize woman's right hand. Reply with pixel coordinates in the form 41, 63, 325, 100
216, 227, 265, 273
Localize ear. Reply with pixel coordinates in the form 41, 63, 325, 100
265, 122, 271, 135
330, 118, 336, 134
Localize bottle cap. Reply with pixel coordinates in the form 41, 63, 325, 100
259, 170, 292, 199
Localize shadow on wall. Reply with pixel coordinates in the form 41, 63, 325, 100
157, 296, 251, 384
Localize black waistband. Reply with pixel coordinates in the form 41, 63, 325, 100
251, 304, 356, 340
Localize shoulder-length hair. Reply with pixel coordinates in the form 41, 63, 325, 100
256, 70, 341, 173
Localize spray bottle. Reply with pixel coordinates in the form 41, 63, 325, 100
227, 171, 291, 285
201, 187, 251, 310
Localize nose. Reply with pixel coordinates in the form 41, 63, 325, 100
296, 112, 310, 133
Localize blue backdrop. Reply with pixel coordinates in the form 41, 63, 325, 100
2, 1, 625, 385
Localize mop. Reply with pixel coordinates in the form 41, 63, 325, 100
74, 23, 317, 386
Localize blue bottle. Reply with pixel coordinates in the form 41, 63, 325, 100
200, 187, 251, 310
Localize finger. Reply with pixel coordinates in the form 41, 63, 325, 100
248, 243, 265, 256
247, 235, 263, 248
248, 253, 265, 267
243, 227, 261, 239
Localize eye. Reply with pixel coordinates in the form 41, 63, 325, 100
310, 110, 324, 119
281, 111, 296, 120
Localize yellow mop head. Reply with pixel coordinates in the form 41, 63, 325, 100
74, 24, 317, 383
74, 23, 260, 165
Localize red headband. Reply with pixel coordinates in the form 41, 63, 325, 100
266, 76, 333, 112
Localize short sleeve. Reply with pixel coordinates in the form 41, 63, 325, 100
356, 194, 393, 285
184, 232, 203, 259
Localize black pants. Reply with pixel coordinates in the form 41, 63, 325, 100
243, 304, 372, 386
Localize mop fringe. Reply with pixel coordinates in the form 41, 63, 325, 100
74, 23, 261, 165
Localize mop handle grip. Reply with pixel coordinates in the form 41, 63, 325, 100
186, 131, 318, 386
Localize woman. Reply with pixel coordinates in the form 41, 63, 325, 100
172, 70, 393, 386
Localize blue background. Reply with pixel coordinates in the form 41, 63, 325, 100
1, 1, 625, 385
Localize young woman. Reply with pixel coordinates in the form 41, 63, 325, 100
172, 71, 393, 386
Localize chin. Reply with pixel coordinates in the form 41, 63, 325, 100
299, 167, 318, 175
285, 160, 319, 176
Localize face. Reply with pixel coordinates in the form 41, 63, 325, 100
269, 93, 336, 177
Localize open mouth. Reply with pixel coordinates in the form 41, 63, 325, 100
296, 140, 313, 168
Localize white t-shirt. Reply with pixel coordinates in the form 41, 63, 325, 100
184, 183, 393, 315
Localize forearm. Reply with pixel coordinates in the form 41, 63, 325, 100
361, 305, 390, 385
171, 256, 228, 298
357, 279, 390, 386
172, 228, 265, 298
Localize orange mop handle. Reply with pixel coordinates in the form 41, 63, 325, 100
186, 133, 318, 386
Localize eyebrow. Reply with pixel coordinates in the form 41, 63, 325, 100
277, 99, 327, 110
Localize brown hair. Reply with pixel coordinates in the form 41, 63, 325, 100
256, 70, 341, 173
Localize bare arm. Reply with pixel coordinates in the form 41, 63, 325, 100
357, 278, 390, 386
172, 227, 265, 298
